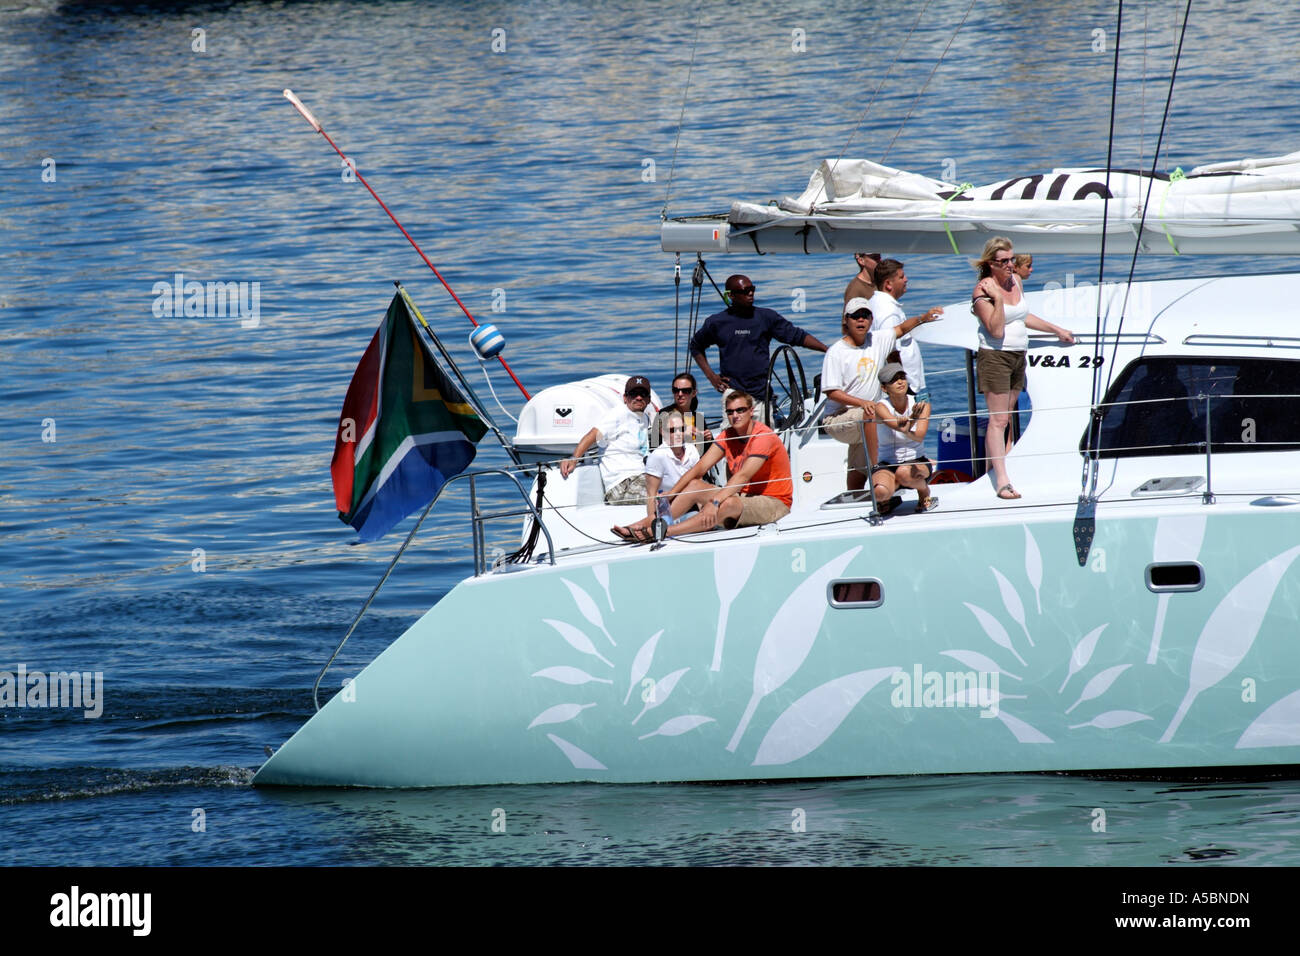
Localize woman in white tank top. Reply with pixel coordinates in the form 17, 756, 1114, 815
971, 238, 1076, 499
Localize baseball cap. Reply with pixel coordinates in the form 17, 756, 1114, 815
878, 362, 907, 385
845, 297, 874, 317
625, 375, 651, 395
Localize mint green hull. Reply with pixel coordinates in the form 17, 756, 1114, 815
254, 509, 1300, 787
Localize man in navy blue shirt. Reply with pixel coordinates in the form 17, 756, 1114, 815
690, 274, 827, 421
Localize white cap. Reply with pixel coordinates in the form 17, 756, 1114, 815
845, 297, 873, 316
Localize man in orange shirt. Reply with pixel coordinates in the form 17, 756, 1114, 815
657, 390, 791, 536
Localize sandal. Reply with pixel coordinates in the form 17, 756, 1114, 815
630, 525, 655, 544
611, 525, 637, 542
996, 484, 1021, 500
919, 496, 939, 512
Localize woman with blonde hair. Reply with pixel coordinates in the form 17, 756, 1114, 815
972, 238, 1074, 499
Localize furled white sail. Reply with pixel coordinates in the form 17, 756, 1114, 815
662, 151, 1300, 255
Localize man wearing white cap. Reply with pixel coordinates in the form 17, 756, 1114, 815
821, 298, 942, 491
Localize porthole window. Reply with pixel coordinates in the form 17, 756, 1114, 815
1145, 562, 1204, 593
828, 579, 884, 608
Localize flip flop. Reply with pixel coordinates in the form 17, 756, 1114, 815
611, 525, 636, 542
997, 484, 1021, 500
630, 525, 655, 544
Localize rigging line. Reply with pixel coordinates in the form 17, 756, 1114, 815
661, 17, 703, 222
834, 0, 933, 169
1104, 0, 1194, 404
1082, 0, 1124, 495
878, 0, 977, 166
1107, 0, 1190, 392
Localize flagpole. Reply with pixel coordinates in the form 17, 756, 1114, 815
396, 283, 523, 468
282, 88, 531, 401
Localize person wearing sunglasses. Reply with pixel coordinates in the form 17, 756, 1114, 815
630, 391, 792, 539
560, 375, 655, 504
650, 372, 713, 453
871, 363, 937, 515
689, 274, 827, 423
612, 410, 703, 543
822, 297, 942, 492
972, 237, 1075, 499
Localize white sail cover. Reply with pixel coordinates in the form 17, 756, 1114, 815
663, 151, 1300, 255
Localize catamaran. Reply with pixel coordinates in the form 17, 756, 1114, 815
253, 132, 1300, 786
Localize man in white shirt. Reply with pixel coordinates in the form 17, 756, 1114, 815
559, 375, 654, 504
822, 298, 941, 491
868, 258, 944, 405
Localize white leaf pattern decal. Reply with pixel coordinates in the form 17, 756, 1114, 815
638, 715, 715, 741
532, 666, 613, 686
1161, 545, 1300, 743
991, 567, 1034, 647
546, 733, 606, 770
943, 687, 1025, 708
712, 541, 760, 672
543, 619, 614, 668
940, 649, 1022, 681
527, 702, 595, 729
1065, 664, 1131, 714
1069, 710, 1152, 730
1059, 625, 1107, 693
631, 667, 689, 725
997, 711, 1052, 743
624, 630, 663, 706
963, 602, 1027, 667
1236, 689, 1300, 749
1024, 525, 1043, 615
727, 547, 863, 752
751, 667, 898, 766
562, 578, 616, 646
1148, 514, 1207, 664
592, 564, 614, 612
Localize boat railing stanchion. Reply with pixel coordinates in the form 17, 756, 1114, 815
1202, 393, 1217, 505
860, 418, 884, 526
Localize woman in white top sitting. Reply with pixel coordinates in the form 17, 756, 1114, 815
971, 237, 1075, 500
612, 410, 701, 543
871, 364, 936, 514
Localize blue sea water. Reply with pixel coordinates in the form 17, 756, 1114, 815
2, 0, 1300, 868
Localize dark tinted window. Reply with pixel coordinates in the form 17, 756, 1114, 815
1083, 357, 1300, 458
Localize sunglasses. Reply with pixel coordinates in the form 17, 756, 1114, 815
666, 426, 685, 434
725, 406, 751, 417
626, 389, 650, 399
672, 386, 695, 394
993, 257, 1014, 267
730, 287, 756, 296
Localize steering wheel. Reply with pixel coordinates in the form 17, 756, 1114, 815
764, 345, 809, 430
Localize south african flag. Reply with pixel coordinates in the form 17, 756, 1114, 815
330, 292, 489, 541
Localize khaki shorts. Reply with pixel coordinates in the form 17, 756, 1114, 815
977, 348, 1026, 393
823, 406, 871, 474
726, 494, 790, 528
604, 473, 648, 505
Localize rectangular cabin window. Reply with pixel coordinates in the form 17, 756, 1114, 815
828, 579, 883, 608
1082, 357, 1300, 458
